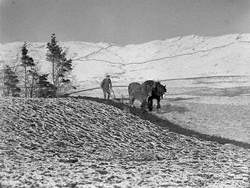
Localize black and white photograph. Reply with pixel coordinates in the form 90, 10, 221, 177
0, 0, 249, 187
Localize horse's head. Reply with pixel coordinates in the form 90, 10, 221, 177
155, 82, 167, 98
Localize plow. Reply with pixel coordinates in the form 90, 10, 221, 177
62, 85, 129, 103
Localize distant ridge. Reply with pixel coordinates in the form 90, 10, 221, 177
1, 34, 250, 87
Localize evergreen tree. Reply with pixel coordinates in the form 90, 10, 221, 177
21, 42, 35, 97
3, 65, 21, 97
46, 33, 72, 95
36, 74, 56, 98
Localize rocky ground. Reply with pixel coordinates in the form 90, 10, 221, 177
0, 97, 249, 187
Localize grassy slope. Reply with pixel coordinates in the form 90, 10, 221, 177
0, 97, 249, 187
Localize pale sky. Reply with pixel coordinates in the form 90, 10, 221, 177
1, 0, 250, 45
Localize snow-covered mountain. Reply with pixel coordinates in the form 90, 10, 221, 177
1, 34, 250, 88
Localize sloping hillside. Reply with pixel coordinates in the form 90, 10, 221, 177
0, 97, 249, 187
1, 34, 250, 89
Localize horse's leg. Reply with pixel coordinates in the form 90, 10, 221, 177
148, 96, 153, 111
156, 97, 161, 109
140, 99, 145, 109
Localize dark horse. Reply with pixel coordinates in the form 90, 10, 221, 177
143, 80, 167, 111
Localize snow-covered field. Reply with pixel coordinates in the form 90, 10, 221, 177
156, 76, 250, 144
0, 98, 249, 187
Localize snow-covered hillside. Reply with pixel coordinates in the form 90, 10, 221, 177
1, 34, 250, 88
